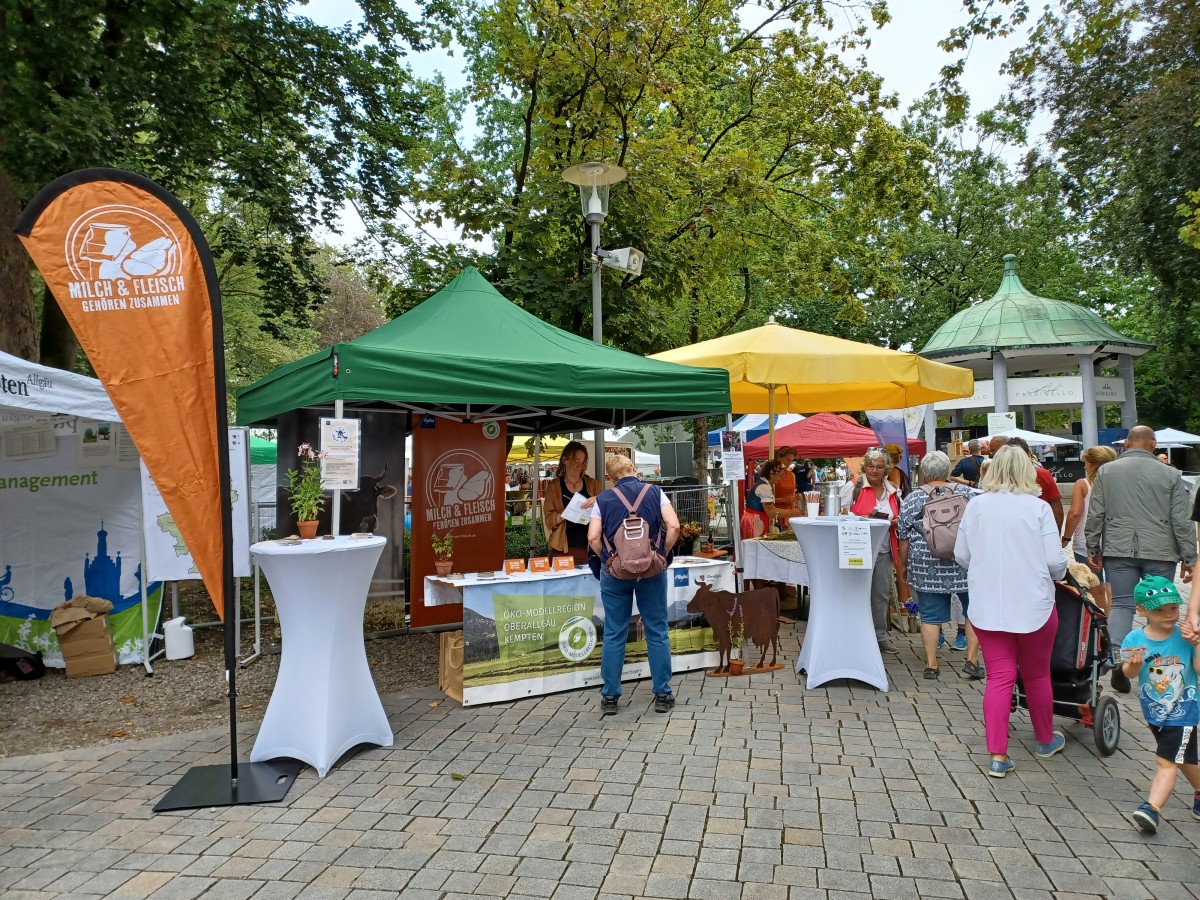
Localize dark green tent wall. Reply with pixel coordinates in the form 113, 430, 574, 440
236, 267, 731, 431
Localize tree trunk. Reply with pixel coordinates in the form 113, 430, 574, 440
0, 170, 38, 361
39, 283, 78, 370
692, 416, 709, 480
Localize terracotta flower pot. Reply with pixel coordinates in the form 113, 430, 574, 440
297, 520, 319, 539
729, 658, 745, 676
434, 559, 453, 576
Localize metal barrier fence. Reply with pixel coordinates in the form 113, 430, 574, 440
657, 482, 735, 548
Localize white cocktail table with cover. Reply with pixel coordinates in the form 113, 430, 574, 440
789, 516, 891, 691
250, 535, 391, 777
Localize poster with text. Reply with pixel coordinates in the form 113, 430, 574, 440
412, 418, 508, 628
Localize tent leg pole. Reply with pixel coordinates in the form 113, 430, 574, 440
237, 564, 259, 672
140, 524, 153, 675
171, 582, 179, 619
531, 434, 541, 558
727, 413, 743, 593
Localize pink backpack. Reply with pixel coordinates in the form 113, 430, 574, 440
602, 483, 668, 580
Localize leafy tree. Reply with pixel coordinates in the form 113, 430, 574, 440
938, 0, 1200, 427
412, 0, 931, 474
0, 0, 438, 368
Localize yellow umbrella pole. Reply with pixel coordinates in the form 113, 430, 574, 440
767, 386, 776, 459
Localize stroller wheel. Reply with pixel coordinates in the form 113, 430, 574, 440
1094, 695, 1120, 757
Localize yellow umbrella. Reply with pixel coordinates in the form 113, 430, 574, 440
651, 318, 973, 455
507, 436, 571, 465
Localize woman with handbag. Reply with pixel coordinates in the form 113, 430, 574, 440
541, 441, 602, 566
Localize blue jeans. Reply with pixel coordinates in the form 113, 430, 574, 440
915, 590, 969, 626
599, 570, 672, 697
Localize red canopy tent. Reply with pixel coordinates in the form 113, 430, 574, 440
742, 412, 926, 463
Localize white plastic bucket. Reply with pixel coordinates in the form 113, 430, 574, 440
163, 616, 195, 661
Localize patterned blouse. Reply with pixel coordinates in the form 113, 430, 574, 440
897, 483, 974, 593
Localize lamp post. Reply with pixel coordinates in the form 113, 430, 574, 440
563, 161, 627, 484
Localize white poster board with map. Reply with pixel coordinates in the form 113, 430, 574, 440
140, 428, 251, 579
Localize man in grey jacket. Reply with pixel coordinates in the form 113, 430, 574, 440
1087, 425, 1197, 692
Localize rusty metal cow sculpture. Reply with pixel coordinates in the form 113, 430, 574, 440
687, 580, 782, 674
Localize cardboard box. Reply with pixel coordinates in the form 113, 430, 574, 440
439, 630, 463, 703
56, 613, 118, 678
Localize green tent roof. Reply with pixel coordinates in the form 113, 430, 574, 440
236, 267, 731, 431
921, 255, 1154, 360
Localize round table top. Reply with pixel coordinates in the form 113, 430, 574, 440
250, 534, 386, 557
788, 515, 891, 529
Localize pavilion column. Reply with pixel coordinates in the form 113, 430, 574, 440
924, 405, 939, 454
1022, 405, 1036, 430
1095, 360, 1107, 435
1119, 353, 1138, 428
951, 409, 964, 427
1079, 352, 1099, 449
992, 353, 1010, 413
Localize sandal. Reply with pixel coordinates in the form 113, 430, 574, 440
923, 667, 939, 679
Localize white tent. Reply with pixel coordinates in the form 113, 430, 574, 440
0, 350, 159, 669
986, 428, 1080, 447
1152, 428, 1200, 445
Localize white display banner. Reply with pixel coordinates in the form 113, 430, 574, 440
0, 431, 160, 664
934, 376, 1126, 411
141, 428, 251, 580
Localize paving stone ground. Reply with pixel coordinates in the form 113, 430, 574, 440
3, 620, 1200, 900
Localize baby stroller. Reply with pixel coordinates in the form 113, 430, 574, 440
1013, 570, 1121, 756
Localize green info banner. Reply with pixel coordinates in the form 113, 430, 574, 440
459, 561, 735, 706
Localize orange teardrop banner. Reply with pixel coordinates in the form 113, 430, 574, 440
16, 169, 229, 616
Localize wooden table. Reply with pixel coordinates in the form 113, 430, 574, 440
694, 549, 729, 560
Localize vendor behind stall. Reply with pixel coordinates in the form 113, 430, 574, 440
542, 440, 601, 565
741, 458, 785, 539
771, 446, 807, 527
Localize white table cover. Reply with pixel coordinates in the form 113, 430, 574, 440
741, 538, 810, 586
789, 517, 891, 691
250, 535, 391, 776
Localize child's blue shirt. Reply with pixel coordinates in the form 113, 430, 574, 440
1121, 626, 1199, 727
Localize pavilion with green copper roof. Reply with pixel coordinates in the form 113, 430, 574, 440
919, 254, 1154, 448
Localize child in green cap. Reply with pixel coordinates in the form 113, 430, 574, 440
1119, 574, 1200, 834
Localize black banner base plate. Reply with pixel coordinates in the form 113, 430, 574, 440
153, 760, 302, 813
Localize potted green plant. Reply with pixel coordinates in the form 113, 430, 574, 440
431, 531, 454, 576
676, 521, 702, 556
728, 620, 745, 676
286, 443, 326, 538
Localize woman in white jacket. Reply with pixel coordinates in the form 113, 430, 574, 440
954, 445, 1069, 778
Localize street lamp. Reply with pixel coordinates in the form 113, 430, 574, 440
563, 161, 629, 485
561, 161, 627, 342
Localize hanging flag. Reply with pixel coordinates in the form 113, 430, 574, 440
866, 409, 912, 476
16, 169, 230, 616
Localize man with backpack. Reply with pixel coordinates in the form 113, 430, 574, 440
949, 439, 986, 488
588, 454, 680, 715
897, 450, 984, 681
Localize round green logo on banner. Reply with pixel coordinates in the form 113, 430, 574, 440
558, 615, 596, 662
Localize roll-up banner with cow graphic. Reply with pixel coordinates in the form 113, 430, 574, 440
16, 169, 231, 618
411, 417, 508, 628
455, 561, 731, 705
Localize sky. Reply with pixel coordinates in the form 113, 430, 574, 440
298, 0, 1032, 247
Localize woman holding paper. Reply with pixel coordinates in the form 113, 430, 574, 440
542, 441, 602, 565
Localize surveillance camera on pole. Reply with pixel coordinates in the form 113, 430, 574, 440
595, 247, 644, 277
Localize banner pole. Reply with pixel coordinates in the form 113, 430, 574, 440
331, 399, 343, 536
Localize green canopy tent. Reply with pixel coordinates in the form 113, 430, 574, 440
249, 435, 276, 466
236, 267, 731, 431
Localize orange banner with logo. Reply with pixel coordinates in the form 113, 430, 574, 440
411, 417, 508, 628
16, 169, 229, 615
